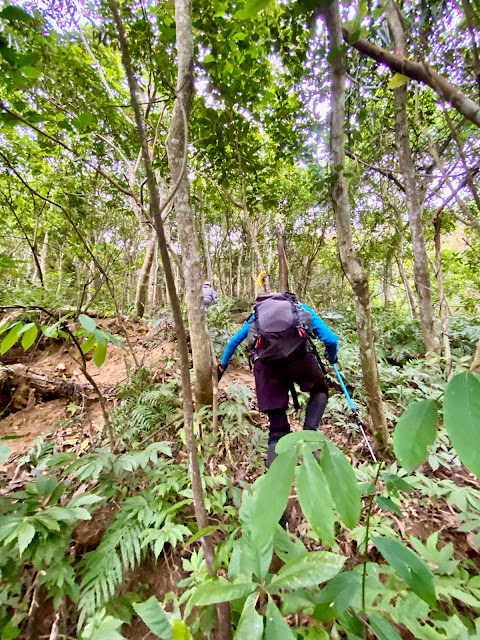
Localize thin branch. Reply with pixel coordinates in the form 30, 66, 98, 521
340, 26, 480, 128
0, 191, 44, 286
0, 103, 136, 200
346, 149, 405, 192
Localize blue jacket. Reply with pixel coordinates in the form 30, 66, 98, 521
220, 302, 338, 366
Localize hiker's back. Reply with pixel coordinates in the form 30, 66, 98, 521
248, 292, 312, 361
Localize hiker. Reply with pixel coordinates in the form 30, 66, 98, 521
202, 281, 218, 310
218, 292, 338, 467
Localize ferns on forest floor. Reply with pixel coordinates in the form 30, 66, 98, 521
112, 370, 182, 444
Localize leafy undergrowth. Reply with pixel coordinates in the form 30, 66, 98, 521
0, 310, 480, 639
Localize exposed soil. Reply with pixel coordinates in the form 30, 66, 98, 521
0, 318, 179, 463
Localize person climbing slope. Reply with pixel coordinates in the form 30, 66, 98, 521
202, 281, 218, 310
218, 292, 338, 466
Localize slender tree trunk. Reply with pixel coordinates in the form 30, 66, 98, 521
56, 252, 63, 295
149, 242, 163, 309
236, 247, 242, 299
397, 256, 418, 317
383, 252, 392, 310
200, 204, 213, 283
386, 0, 439, 357
166, 0, 213, 407
277, 223, 289, 291
433, 215, 453, 378
135, 228, 156, 317
39, 230, 48, 279
322, 0, 389, 449
106, 3, 230, 637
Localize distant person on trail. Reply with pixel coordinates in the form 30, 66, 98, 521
202, 281, 218, 310
217, 292, 338, 467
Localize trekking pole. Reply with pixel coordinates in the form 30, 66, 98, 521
332, 363, 377, 463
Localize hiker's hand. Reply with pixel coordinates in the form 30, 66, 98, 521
327, 352, 338, 364
217, 363, 227, 381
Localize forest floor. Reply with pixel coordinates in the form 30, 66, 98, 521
1, 317, 479, 639
0, 317, 476, 551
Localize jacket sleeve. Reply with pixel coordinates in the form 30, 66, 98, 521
212, 290, 218, 304
300, 303, 338, 363
220, 321, 250, 366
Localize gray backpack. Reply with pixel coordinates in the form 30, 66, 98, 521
247, 292, 312, 361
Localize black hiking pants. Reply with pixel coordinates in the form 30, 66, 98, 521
253, 352, 328, 467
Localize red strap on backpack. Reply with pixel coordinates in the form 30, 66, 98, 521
297, 326, 307, 338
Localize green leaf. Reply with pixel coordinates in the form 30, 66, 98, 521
1, 619, 21, 640
191, 580, 255, 606
250, 447, 297, 548
380, 472, 413, 494
93, 342, 107, 367
295, 447, 334, 546
265, 597, 295, 640
21, 324, 38, 350
372, 536, 436, 606
376, 496, 402, 516
392, 399, 437, 471
43, 325, 59, 338
186, 524, 231, 545
273, 527, 307, 563
17, 522, 35, 554
387, 73, 409, 89
171, 620, 192, 640
275, 430, 325, 455
443, 372, 480, 480
132, 597, 172, 639
320, 439, 360, 528
76, 112, 93, 130
0, 6, 34, 21
0, 446, 10, 464
235, 0, 271, 19
21, 66, 41, 79
78, 313, 96, 333
234, 593, 263, 640
81, 334, 96, 354
313, 571, 361, 621
369, 614, 403, 640
270, 551, 345, 590
0, 324, 21, 354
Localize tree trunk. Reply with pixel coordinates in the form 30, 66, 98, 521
56, 252, 63, 295
340, 26, 480, 129
322, 0, 389, 449
165, 0, 213, 408
383, 252, 392, 311
433, 214, 453, 378
135, 227, 156, 318
149, 242, 163, 309
277, 224, 289, 291
39, 230, 48, 279
200, 204, 213, 283
386, 0, 440, 358
396, 256, 418, 318
236, 247, 242, 299
107, 1, 230, 637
